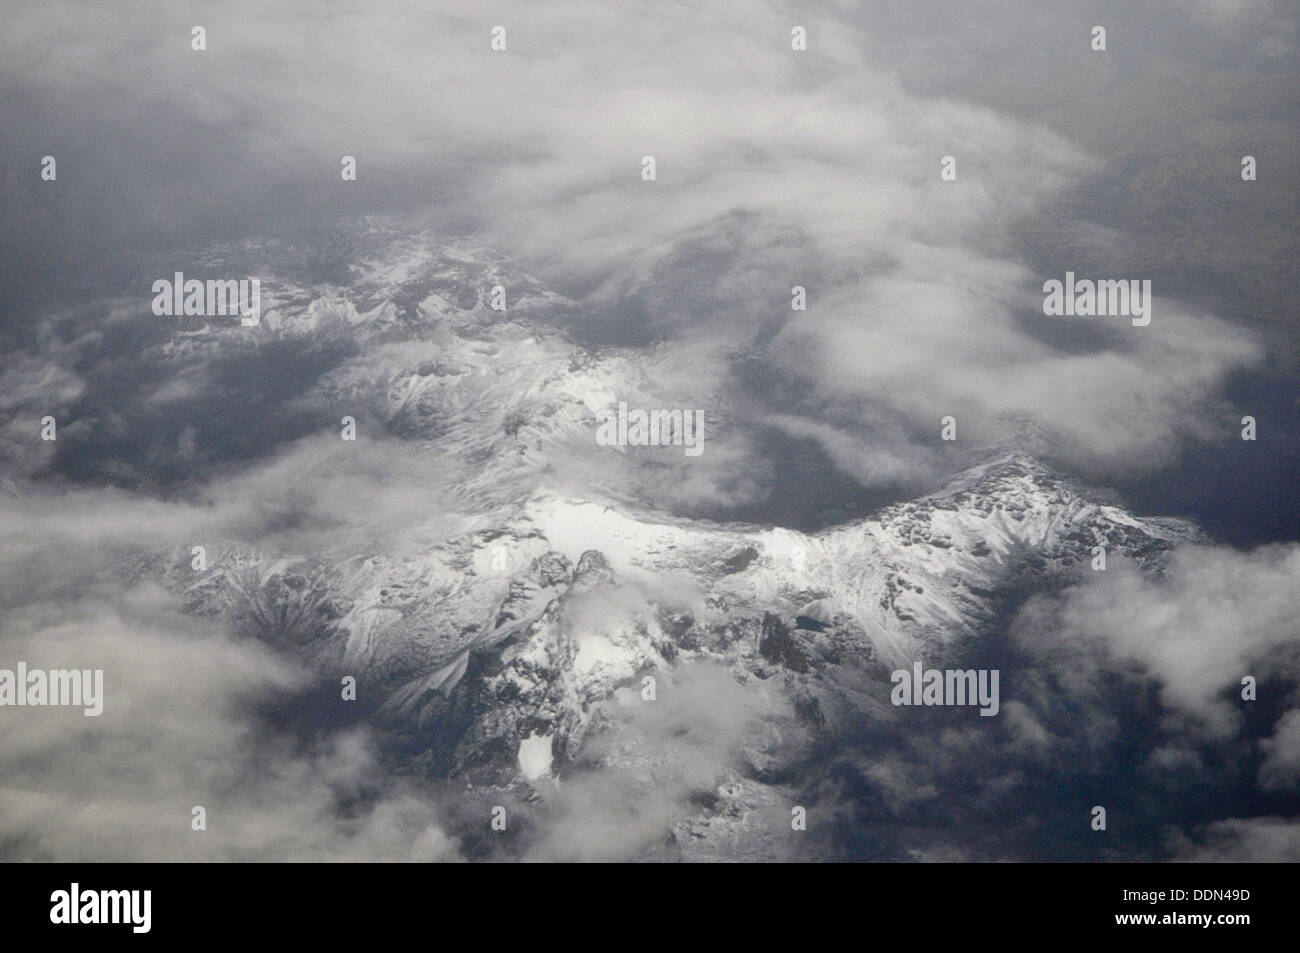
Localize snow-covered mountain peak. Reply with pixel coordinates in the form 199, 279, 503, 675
107, 231, 1207, 834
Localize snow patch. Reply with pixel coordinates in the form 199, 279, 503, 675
518, 732, 554, 781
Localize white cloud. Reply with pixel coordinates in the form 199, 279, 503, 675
1013, 544, 1300, 737
0, 464, 464, 861
1, 0, 1276, 490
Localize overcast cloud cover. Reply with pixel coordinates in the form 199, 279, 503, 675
1, 0, 1297, 861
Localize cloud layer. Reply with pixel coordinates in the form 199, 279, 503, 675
4, 0, 1293, 500
1, 0, 1296, 861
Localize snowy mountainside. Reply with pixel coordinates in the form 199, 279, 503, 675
126, 230, 1202, 851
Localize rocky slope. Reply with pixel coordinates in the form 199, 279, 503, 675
167, 451, 1197, 783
